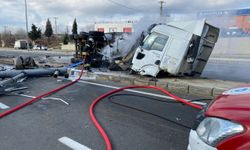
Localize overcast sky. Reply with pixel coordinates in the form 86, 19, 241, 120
0, 0, 249, 33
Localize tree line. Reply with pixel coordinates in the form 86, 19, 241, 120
0, 18, 78, 48
28, 18, 78, 44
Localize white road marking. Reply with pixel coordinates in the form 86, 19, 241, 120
16, 94, 69, 105
0, 102, 10, 109
77, 80, 206, 106
58, 137, 92, 150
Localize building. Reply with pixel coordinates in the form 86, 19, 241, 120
197, 8, 250, 36
94, 21, 134, 33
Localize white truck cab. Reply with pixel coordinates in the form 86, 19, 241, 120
131, 19, 220, 77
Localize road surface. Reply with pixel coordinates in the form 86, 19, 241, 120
203, 59, 250, 82
0, 77, 203, 150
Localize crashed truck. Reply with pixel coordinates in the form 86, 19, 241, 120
127, 19, 220, 77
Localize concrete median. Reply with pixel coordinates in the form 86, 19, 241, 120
90, 72, 246, 97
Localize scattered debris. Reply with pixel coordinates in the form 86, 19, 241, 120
0, 72, 28, 95
15, 56, 38, 69
68, 68, 96, 80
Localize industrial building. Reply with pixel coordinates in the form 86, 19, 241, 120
94, 21, 134, 33
198, 8, 250, 36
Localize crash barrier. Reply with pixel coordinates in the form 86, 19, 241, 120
0, 59, 86, 118
89, 85, 202, 150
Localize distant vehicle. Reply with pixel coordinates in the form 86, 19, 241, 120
33, 45, 48, 51
188, 86, 250, 150
14, 40, 32, 49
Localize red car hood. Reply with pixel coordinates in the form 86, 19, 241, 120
205, 88, 250, 126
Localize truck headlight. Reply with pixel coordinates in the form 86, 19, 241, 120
196, 117, 244, 147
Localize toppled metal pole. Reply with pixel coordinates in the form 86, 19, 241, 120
0, 72, 28, 95
0, 68, 67, 78
0, 72, 26, 87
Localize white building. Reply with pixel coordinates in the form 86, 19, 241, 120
94, 21, 134, 33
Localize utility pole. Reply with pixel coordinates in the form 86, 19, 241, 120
24, 0, 30, 50
54, 17, 58, 35
3, 26, 7, 34
66, 25, 69, 34
159, 1, 165, 21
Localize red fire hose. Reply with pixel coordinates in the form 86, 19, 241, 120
89, 85, 202, 150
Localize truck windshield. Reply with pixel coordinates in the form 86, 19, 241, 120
142, 32, 169, 51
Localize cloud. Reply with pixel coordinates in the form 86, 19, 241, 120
0, 0, 249, 33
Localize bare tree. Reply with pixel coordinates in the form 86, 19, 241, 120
15, 28, 27, 40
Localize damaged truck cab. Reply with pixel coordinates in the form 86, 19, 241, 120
131, 19, 220, 77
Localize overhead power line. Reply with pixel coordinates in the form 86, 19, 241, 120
106, 0, 141, 12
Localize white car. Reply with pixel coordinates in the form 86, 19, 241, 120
33, 45, 48, 51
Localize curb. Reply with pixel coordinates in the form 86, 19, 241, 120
91, 73, 235, 97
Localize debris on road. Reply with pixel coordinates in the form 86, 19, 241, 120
15, 56, 38, 69
0, 72, 28, 95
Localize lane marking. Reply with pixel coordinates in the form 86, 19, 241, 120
77, 80, 206, 106
0, 102, 10, 109
16, 94, 69, 105
58, 137, 92, 150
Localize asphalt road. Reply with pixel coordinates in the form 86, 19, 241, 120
0, 77, 202, 150
202, 60, 250, 82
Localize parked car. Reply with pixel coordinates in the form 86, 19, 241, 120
188, 86, 250, 150
33, 45, 48, 51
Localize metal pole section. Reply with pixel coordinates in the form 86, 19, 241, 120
0, 72, 26, 87
24, 0, 30, 50
0, 68, 67, 78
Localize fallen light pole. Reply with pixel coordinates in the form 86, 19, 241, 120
0, 72, 26, 87
0, 72, 27, 95
0, 68, 67, 78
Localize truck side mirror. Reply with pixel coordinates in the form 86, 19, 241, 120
139, 40, 143, 46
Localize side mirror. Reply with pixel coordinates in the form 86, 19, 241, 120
139, 32, 146, 46
139, 40, 143, 46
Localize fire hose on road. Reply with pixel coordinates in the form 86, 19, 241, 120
0, 58, 203, 150
89, 85, 202, 150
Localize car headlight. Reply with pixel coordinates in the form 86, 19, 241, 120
196, 117, 244, 147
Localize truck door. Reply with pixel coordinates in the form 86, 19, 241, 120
131, 32, 169, 76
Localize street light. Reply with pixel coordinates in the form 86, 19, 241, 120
24, 0, 29, 50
